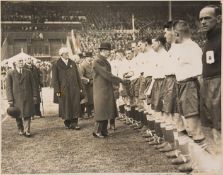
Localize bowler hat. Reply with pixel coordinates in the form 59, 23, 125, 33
98, 42, 112, 50
7, 106, 21, 118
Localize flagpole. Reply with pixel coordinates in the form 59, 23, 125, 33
132, 14, 135, 41
168, 1, 172, 21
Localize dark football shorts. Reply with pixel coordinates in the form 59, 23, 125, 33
160, 75, 178, 114
151, 78, 164, 112
176, 77, 200, 117
139, 76, 152, 100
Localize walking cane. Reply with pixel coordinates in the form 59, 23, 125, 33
40, 90, 44, 115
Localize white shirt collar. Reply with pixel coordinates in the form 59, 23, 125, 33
61, 57, 69, 65
16, 67, 22, 73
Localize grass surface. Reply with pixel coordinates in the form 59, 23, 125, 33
1, 116, 178, 174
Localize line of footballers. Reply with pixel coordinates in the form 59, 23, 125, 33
109, 18, 221, 173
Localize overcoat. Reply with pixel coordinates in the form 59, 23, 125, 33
51, 58, 83, 120
80, 60, 94, 105
24, 64, 42, 103
6, 68, 37, 118
93, 55, 122, 121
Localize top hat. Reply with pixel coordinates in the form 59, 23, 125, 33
7, 106, 21, 118
98, 42, 112, 50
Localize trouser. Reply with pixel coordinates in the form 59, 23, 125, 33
86, 104, 94, 116
110, 118, 115, 126
34, 103, 42, 116
94, 120, 108, 134
16, 117, 31, 133
81, 103, 86, 115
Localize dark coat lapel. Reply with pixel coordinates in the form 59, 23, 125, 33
14, 69, 21, 81
19, 68, 27, 83
99, 55, 111, 71
58, 58, 69, 69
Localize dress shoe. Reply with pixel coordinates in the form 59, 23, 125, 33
18, 130, 24, 136
24, 132, 31, 138
69, 125, 81, 130
171, 154, 190, 165
93, 132, 105, 138
166, 150, 180, 158
102, 132, 109, 137
178, 163, 193, 173
64, 121, 71, 129
39, 115, 45, 118
159, 143, 174, 152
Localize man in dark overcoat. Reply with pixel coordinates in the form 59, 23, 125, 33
51, 47, 83, 130
24, 58, 43, 119
6, 57, 37, 137
80, 52, 94, 118
92, 42, 124, 138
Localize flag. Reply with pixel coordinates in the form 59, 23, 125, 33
71, 30, 81, 54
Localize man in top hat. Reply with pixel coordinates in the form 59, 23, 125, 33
6, 57, 37, 137
92, 42, 124, 138
52, 47, 83, 130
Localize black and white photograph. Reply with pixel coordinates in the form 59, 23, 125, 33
0, 0, 222, 174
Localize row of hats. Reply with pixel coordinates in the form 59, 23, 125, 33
78, 51, 93, 58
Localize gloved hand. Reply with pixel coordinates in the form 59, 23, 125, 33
56, 92, 61, 97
